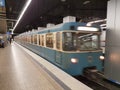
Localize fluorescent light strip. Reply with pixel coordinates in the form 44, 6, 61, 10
12, 0, 32, 32
100, 24, 106, 27
87, 19, 106, 26
83, 1, 90, 5
77, 27, 99, 31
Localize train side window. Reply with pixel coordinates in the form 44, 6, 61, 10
26, 36, 28, 43
34, 35, 37, 44
23, 35, 25, 42
46, 33, 53, 48
27, 35, 29, 43
25, 36, 27, 42
56, 32, 60, 49
39, 35, 41, 45
31, 35, 33, 44
41, 35, 44, 46
23, 36, 25, 42
22, 36, 24, 42
28, 35, 31, 43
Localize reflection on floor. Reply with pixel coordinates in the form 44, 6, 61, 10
0, 43, 63, 90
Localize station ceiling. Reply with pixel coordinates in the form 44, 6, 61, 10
5, 0, 108, 33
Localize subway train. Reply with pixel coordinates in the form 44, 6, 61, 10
15, 22, 104, 76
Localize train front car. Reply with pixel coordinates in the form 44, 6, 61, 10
15, 22, 104, 76
56, 23, 103, 76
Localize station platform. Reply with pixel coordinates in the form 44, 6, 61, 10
0, 42, 92, 90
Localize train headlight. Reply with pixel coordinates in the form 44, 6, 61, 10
71, 58, 78, 64
99, 55, 105, 60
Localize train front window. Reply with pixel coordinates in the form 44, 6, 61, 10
78, 33, 99, 51
62, 32, 100, 51
63, 32, 77, 51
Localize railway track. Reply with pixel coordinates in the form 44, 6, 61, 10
74, 67, 120, 90
74, 76, 109, 90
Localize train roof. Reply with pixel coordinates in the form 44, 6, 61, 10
19, 22, 101, 36
37, 22, 100, 34
37, 22, 84, 33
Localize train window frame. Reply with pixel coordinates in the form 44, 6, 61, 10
46, 33, 54, 48
31, 35, 34, 44
34, 34, 37, 45
77, 32, 101, 51
22, 35, 24, 42
56, 32, 61, 50
25, 36, 27, 42
23, 36, 25, 42
22, 36, 24, 42
38, 34, 41, 46
62, 31, 101, 52
41, 34, 45, 46
28, 35, 31, 43
26, 36, 28, 43
62, 31, 77, 51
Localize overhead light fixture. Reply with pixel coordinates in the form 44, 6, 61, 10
61, 0, 66, 2
100, 24, 106, 27
77, 26, 99, 31
12, 0, 32, 33
87, 19, 106, 26
83, 1, 91, 5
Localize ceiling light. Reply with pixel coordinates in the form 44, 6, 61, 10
87, 19, 106, 26
77, 27, 99, 31
100, 24, 106, 27
12, 0, 32, 33
83, 1, 91, 5
61, 0, 66, 2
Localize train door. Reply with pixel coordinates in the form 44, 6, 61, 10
55, 32, 62, 65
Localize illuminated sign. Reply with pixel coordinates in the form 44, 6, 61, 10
0, 0, 5, 7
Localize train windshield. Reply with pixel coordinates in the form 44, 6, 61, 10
63, 32, 100, 51
78, 33, 99, 51
63, 32, 77, 51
